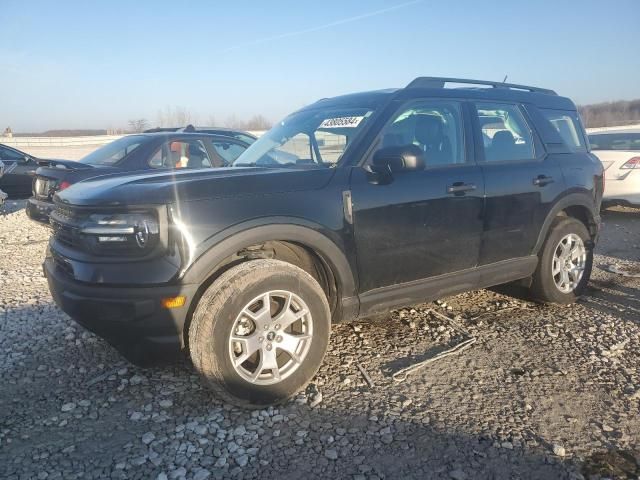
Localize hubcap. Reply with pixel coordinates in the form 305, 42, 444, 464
552, 233, 587, 293
229, 290, 313, 385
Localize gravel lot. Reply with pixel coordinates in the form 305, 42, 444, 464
1, 200, 639, 480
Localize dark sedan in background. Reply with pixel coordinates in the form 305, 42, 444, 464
0, 143, 40, 198
27, 130, 250, 224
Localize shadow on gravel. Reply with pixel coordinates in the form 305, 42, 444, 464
0, 303, 580, 480
583, 279, 640, 326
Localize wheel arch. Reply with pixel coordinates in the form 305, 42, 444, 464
533, 193, 600, 254
180, 220, 358, 346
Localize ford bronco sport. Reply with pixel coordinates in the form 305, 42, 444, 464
44, 77, 603, 407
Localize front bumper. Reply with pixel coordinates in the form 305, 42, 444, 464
0, 189, 7, 205
26, 197, 54, 224
44, 257, 198, 365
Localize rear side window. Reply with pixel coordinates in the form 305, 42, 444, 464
476, 103, 535, 162
542, 109, 586, 152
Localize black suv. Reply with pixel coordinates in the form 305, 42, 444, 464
27, 131, 250, 224
44, 77, 603, 407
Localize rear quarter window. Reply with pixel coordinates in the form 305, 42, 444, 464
541, 109, 587, 152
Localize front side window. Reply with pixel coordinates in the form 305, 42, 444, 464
476, 103, 535, 162
542, 109, 586, 152
233, 107, 375, 167
149, 139, 212, 169
377, 101, 465, 166
79, 135, 144, 166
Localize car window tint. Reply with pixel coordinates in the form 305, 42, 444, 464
149, 140, 212, 169
79, 135, 144, 166
316, 131, 347, 164
476, 103, 535, 161
378, 101, 465, 166
273, 133, 315, 164
542, 109, 586, 152
588, 133, 640, 151
211, 141, 246, 164
0, 146, 25, 161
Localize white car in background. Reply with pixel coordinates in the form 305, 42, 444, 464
588, 129, 640, 207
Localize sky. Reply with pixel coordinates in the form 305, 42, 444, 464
0, 0, 638, 132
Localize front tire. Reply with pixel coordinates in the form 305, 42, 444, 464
530, 217, 593, 304
189, 259, 330, 408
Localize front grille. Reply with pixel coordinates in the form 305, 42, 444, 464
53, 254, 74, 278
50, 205, 85, 251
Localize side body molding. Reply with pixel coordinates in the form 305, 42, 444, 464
181, 218, 358, 303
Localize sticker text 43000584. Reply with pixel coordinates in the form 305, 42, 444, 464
319, 116, 364, 129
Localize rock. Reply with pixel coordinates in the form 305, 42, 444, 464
449, 469, 467, 480
130, 412, 143, 421
156, 474, 168, 480
236, 454, 249, 467
141, 432, 155, 445
193, 469, 210, 480
552, 444, 566, 457
324, 449, 338, 460
61, 402, 76, 412
159, 399, 173, 408
309, 391, 323, 408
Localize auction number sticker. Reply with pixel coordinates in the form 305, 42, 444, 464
319, 116, 364, 128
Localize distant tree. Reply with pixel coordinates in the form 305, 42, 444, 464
224, 114, 241, 129
579, 99, 640, 128
128, 119, 149, 133
243, 114, 271, 131
134, 119, 149, 132
156, 106, 196, 127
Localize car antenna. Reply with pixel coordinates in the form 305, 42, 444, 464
502, 75, 508, 83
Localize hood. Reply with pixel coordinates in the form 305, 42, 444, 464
55, 166, 336, 207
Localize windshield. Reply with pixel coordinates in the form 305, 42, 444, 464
79, 135, 145, 166
233, 107, 375, 168
588, 132, 640, 151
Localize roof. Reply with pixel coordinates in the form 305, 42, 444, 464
303, 77, 576, 112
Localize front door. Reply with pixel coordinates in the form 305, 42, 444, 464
350, 100, 484, 293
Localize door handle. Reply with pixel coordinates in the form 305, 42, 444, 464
447, 182, 476, 194
533, 175, 554, 186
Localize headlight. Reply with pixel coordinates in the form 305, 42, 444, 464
81, 212, 160, 252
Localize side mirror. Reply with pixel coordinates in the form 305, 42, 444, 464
21, 155, 31, 164
372, 145, 425, 173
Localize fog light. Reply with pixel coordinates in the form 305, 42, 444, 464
161, 296, 186, 309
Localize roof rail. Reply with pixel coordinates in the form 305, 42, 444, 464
406, 77, 557, 95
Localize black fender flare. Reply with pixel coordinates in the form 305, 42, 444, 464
533, 192, 600, 254
181, 218, 357, 300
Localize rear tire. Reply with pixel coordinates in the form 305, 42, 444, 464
189, 259, 330, 408
530, 217, 593, 304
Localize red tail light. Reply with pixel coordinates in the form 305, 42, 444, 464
58, 180, 72, 190
621, 156, 640, 169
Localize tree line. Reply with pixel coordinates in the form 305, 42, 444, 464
578, 99, 640, 128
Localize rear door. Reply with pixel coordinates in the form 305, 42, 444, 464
350, 99, 485, 292
472, 102, 565, 265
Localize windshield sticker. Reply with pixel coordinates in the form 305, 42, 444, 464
319, 116, 364, 129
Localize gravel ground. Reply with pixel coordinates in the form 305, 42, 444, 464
1, 200, 639, 480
